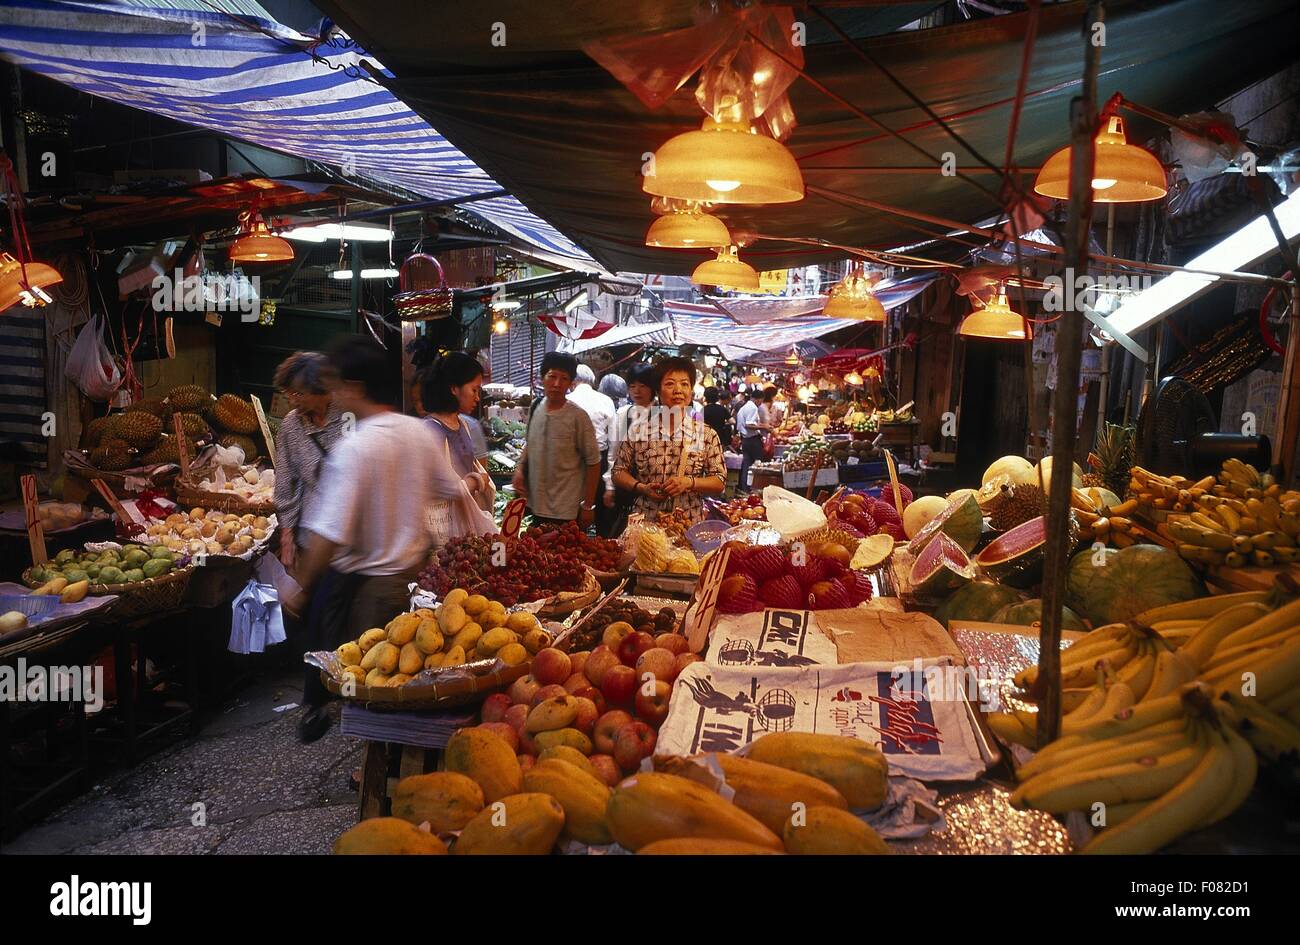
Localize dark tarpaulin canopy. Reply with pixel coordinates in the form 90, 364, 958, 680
319, 0, 1299, 275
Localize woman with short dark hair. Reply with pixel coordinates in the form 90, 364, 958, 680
418, 351, 494, 545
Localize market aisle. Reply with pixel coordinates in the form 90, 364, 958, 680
2, 669, 363, 855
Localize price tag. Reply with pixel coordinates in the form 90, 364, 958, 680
500, 497, 526, 538
251, 394, 276, 467
21, 474, 48, 565
172, 412, 192, 476
684, 543, 731, 653
884, 449, 904, 517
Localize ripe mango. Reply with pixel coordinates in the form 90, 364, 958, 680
538, 746, 596, 778
59, 580, 91, 604
424, 652, 445, 672
496, 643, 528, 666
364, 669, 390, 687
450, 623, 482, 653
361, 641, 399, 673
438, 603, 468, 636
333, 817, 447, 855
392, 772, 484, 833
523, 758, 612, 845
783, 806, 891, 854
478, 627, 516, 656
445, 727, 522, 803
386, 673, 413, 687
443, 588, 469, 608
453, 793, 564, 855
336, 642, 363, 667
533, 728, 592, 755
32, 576, 68, 596
398, 642, 424, 676
357, 628, 386, 653
506, 611, 539, 633
523, 628, 553, 654
342, 665, 367, 685
526, 695, 579, 733
386, 612, 420, 646
414, 619, 444, 655
746, 732, 888, 810
442, 645, 467, 667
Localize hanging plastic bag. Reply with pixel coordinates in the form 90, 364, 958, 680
65, 313, 122, 401
762, 485, 826, 539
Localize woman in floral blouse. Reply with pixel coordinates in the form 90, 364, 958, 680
612, 357, 726, 526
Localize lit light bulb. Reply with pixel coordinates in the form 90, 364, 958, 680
706, 179, 742, 192
492, 317, 510, 335
1092, 178, 1118, 190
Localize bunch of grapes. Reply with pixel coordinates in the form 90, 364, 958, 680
527, 521, 627, 571
416, 532, 585, 607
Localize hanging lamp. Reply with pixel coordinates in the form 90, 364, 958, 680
644, 199, 732, 249
845, 370, 864, 386
691, 245, 760, 291
644, 117, 804, 205
959, 290, 1027, 340
230, 208, 294, 263
1034, 114, 1167, 203
823, 261, 885, 321
0, 156, 62, 310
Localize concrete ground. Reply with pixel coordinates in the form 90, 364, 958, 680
3, 667, 363, 855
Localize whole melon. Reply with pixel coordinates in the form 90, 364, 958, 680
932, 581, 1024, 627
1073, 544, 1202, 626
991, 599, 1086, 630
1066, 546, 1116, 616
1035, 456, 1084, 492
982, 455, 1033, 487
1081, 487, 1122, 512
902, 495, 949, 539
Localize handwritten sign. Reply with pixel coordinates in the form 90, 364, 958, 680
684, 543, 731, 654
251, 394, 276, 467
21, 474, 48, 565
884, 449, 904, 517
500, 497, 526, 538
171, 412, 192, 476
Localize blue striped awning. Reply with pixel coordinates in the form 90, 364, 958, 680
0, 0, 592, 263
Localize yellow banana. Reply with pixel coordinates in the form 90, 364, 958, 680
1246, 637, 1300, 703
1134, 591, 1271, 625
1116, 650, 1157, 701
1206, 627, 1299, 671
1181, 602, 1273, 668
1070, 690, 1194, 740
1062, 684, 1109, 726
1253, 550, 1275, 567
1064, 682, 1135, 734
1202, 727, 1256, 827
1211, 505, 1241, 532
985, 710, 1038, 749
1013, 740, 1208, 814
1224, 551, 1247, 568
1201, 644, 1287, 688
1014, 718, 1189, 781
1099, 801, 1150, 829
1214, 597, 1300, 650
1215, 691, 1300, 762
1194, 511, 1229, 532
1079, 731, 1233, 854
1145, 649, 1199, 700
1267, 687, 1300, 715
1036, 730, 1189, 787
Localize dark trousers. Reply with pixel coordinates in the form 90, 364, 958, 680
738, 434, 764, 493
302, 566, 417, 708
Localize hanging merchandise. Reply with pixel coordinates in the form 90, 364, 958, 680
65, 312, 123, 401
393, 252, 454, 321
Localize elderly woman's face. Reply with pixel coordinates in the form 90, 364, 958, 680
659, 370, 693, 408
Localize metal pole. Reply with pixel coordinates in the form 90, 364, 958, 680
350, 239, 362, 332
1035, 1, 1103, 747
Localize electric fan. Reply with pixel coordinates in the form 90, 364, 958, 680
1136, 376, 1270, 477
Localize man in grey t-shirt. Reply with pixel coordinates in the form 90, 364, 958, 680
512, 352, 601, 527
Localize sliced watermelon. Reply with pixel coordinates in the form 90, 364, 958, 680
975, 514, 1078, 588
906, 492, 983, 555
909, 532, 975, 597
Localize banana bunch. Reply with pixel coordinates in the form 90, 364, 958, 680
1129, 465, 1217, 513
1070, 488, 1139, 547
1009, 684, 1257, 854
1159, 460, 1300, 568
1010, 621, 1193, 699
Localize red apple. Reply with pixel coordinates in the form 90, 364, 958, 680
504, 703, 530, 736
583, 646, 621, 688
674, 652, 703, 677
507, 674, 540, 706
654, 633, 690, 656
601, 621, 635, 650
573, 686, 606, 716
587, 753, 621, 787
613, 720, 657, 772
530, 683, 568, 708
592, 709, 634, 755
635, 647, 678, 684
569, 650, 591, 676
601, 664, 637, 707
531, 647, 572, 686
476, 721, 518, 752
517, 728, 538, 756
480, 692, 512, 723
634, 679, 672, 728
563, 672, 590, 693
572, 696, 599, 734
517, 753, 536, 773
618, 631, 655, 667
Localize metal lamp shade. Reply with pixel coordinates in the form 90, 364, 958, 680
643, 119, 804, 205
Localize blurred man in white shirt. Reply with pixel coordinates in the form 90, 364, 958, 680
567, 363, 617, 533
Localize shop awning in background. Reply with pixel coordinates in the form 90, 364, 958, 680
0, 0, 591, 263
663, 300, 849, 361
558, 320, 676, 354
317, 0, 1299, 274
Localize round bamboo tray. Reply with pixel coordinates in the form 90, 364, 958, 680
536, 568, 601, 618
23, 565, 193, 618
174, 480, 275, 515
321, 660, 530, 712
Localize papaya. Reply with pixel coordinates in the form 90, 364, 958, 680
655, 753, 848, 836
638, 838, 784, 855
522, 758, 612, 845
452, 793, 565, 855
391, 772, 484, 833
782, 806, 891, 855
605, 772, 783, 852
332, 817, 447, 855
445, 727, 523, 803
746, 732, 888, 810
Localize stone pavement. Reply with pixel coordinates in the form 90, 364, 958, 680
3, 667, 364, 855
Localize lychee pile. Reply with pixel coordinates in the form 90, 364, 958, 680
716, 541, 873, 613
826, 488, 910, 543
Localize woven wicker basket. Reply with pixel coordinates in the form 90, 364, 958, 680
321, 660, 530, 712
23, 565, 193, 618
174, 480, 275, 516
392, 253, 453, 322
536, 569, 601, 618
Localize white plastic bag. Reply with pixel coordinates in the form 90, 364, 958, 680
762, 485, 826, 538
65, 314, 121, 401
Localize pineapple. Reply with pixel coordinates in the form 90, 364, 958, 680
1089, 422, 1136, 498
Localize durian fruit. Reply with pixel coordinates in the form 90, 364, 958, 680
139, 434, 193, 466
115, 410, 163, 448
210, 393, 258, 434
91, 441, 133, 471
81, 416, 110, 449
166, 384, 211, 412
179, 412, 212, 441
127, 399, 169, 419
988, 483, 1046, 531
219, 433, 260, 463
